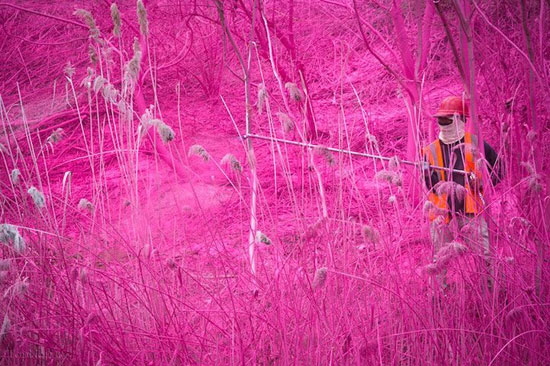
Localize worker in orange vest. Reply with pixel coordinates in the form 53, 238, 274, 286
422, 96, 501, 291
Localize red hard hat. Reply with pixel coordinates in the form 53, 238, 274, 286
434, 96, 470, 117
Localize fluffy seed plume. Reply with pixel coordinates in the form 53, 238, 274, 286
156, 122, 175, 143
256, 231, 272, 245
434, 181, 467, 200
257, 83, 267, 115
285, 82, 303, 102
0, 260, 10, 271
303, 217, 327, 240
388, 156, 401, 170
0, 224, 25, 254
315, 146, 335, 165
88, 44, 98, 64
0, 315, 10, 341
221, 154, 242, 173
374, 170, 402, 187
111, 3, 121, 37
74, 9, 100, 39
102, 83, 119, 103
142, 117, 174, 143
520, 161, 542, 193
312, 267, 328, 289
10, 169, 20, 185
365, 133, 378, 147
277, 112, 294, 132
46, 128, 64, 145
188, 145, 209, 161
64, 62, 75, 78
27, 186, 45, 208
527, 175, 543, 193
78, 198, 94, 212
362, 225, 380, 244
125, 38, 142, 85
81, 67, 94, 89
93, 76, 106, 94
423, 241, 467, 274
12, 278, 29, 297
137, 0, 149, 36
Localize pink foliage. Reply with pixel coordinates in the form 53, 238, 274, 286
0, 0, 549, 364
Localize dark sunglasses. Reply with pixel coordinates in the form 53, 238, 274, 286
437, 117, 453, 125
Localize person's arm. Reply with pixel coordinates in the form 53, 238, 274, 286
482, 141, 502, 186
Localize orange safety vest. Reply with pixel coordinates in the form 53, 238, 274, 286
422, 132, 483, 222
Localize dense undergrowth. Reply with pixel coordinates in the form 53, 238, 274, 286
0, 0, 549, 365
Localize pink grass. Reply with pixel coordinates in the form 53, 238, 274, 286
0, 1, 549, 365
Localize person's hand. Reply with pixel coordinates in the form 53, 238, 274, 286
467, 172, 482, 193
420, 161, 430, 172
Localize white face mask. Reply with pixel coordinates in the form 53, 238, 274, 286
438, 116, 465, 144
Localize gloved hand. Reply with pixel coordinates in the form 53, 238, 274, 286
467, 172, 482, 193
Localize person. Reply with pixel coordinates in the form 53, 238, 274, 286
422, 96, 501, 291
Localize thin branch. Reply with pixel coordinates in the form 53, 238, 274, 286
0, 3, 87, 29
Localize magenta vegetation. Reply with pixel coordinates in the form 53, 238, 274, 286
0, 0, 549, 365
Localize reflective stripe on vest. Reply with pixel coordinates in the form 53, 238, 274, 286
423, 133, 482, 221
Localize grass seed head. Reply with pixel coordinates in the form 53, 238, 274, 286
27, 186, 45, 208
137, 0, 149, 36
527, 175, 543, 194
257, 83, 267, 115
388, 156, 401, 170
221, 154, 242, 173
312, 267, 328, 289
78, 198, 94, 212
0, 260, 10, 271
93, 76, 106, 94
315, 146, 335, 165
362, 225, 380, 244
435, 181, 466, 200
111, 3, 121, 37
102, 83, 119, 103
125, 38, 142, 85
374, 170, 402, 187
188, 145, 209, 161
285, 82, 303, 102
74, 9, 100, 39
365, 133, 378, 147
46, 128, 64, 145
256, 231, 272, 245
64, 62, 75, 78
81, 67, 94, 89
520, 161, 535, 175
157, 122, 175, 143
303, 217, 327, 240
7, 277, 29, 298
276, 112, 294, 132
10, 169, 20, 185
1, 224, 25, 254
426, 241, 467, 274
88, 44, 98, 65
0, 315, 10, 341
